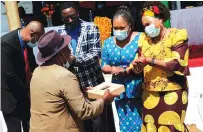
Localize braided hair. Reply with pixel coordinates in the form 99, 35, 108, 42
113, 5, 134, 30
142, 1, 170, 22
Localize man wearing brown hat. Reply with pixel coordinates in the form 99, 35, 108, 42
29, 30, 116, 132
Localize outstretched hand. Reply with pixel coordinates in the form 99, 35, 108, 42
103, 89, 117, 104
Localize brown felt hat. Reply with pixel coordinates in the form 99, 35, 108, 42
37, 30, 71, 64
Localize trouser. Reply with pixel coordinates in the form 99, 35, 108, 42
83, 104, 116, 132
3, 113, 29, 132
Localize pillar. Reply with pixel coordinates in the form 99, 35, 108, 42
5, 1, 21, 31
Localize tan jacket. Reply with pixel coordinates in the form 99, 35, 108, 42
30, 64, 104, 132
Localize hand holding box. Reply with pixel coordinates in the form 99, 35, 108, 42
86, 82, 125, 99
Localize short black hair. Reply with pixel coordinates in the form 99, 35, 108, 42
142, 1, 170, 22
113, 5, 134, 30
18, 6, 26, 17
60, 2, 80, 13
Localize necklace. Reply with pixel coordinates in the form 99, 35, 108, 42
142, 28, 168, 58
153, 27, 168, 43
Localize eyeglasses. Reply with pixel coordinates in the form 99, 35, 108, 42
61, 14, 78, 22
29, 25, 38, 36
29, 26, 38, 41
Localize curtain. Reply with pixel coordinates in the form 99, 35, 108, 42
161, 1, 171, 28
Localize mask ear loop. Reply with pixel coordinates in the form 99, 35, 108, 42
58, 51, 65, 64
29, 25, 35, 35
34, 34, 37, 43
61, 50, 68, 62
29, 25, 37, 43
126, 25, 131, 36
60, 51, 71, 68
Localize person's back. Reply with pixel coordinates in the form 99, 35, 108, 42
30, 64, 105, 132
30, 65, 73, 131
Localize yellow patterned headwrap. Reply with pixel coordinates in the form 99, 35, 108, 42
142, 6, 160, 17
143, 10, 155, 17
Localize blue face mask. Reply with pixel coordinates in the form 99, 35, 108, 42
27, 34, 37, 48
113, 29, 129, 41
27, 41, 37, 48
145, 24, 160, 38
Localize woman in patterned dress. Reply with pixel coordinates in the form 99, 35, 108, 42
101, 6, 143, 132
132, 2, 189, 132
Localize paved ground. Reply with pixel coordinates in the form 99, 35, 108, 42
187, 124, 202, 132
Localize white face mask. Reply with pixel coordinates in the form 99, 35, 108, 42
113, 29, 129, 41
63, 61, 70, 69
27, 41, 37, 48
145, 24, 160, 38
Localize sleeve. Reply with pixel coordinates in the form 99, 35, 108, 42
164, 29, 190, 76
60, 72, 104, 120
1, 41, 28, 113
101, 39, 110, 68
137, 33, 146, 48
74, 25, 102, 67
28, 47, 38, 72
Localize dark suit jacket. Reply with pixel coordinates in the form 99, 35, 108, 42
1, 29, 37, 119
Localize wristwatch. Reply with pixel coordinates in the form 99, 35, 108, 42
149, 58, 155, 66
123, 66, 127, 74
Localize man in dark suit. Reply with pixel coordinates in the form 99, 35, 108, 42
1, 21, 44, 132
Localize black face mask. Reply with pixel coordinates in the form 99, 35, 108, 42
62, 16, 80, 31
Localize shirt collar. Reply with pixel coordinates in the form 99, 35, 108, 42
68, 26, 80, 36
65, 19, 82, 34
18, 29, 26, 49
